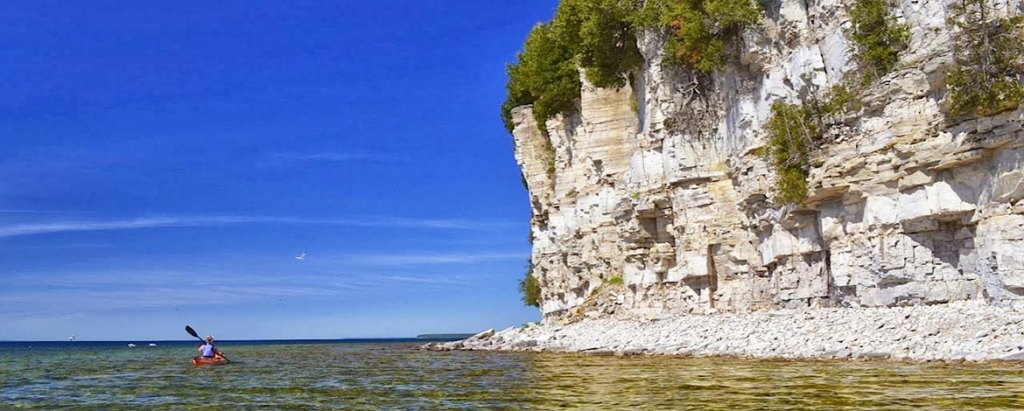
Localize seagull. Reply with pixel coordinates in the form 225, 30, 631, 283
295, 252, 306, 261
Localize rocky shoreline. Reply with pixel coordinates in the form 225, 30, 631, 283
422, 301, 1024, 362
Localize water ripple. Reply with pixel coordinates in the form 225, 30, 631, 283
1, 342, 1023, 409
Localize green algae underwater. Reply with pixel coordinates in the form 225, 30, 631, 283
2, 340, 1024, 410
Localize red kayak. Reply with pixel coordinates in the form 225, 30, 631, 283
192, 356, 228, 366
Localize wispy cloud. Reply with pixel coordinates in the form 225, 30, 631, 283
0, 264, 351, 314
0, 267, 477, 315
0, 242, 117, 250
0, 216, 237, 238
0, 209, 92, 214
336, 251, 529, 266
347, 216, 511, 230
0, 215, 512, 239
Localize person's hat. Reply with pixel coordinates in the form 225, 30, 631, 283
205, 335, 214, 341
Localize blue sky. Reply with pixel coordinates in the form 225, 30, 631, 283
0, 0, 556, 341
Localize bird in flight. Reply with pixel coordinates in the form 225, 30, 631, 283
296, 252, 306, 261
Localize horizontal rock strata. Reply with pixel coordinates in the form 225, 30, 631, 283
512, 0, 1024, 322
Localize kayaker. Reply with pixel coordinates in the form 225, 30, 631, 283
197, 335, 222, 359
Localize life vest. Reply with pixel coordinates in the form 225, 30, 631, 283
201, 343, 216, 358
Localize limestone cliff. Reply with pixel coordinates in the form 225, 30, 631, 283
511, 0, 1024, 320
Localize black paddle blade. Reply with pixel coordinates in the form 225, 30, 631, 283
185, 325, 202, 341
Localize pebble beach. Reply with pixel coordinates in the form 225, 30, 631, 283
424, 301, 1024, 362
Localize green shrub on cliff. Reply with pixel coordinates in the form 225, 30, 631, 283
761, 84, 863, 204
501, 0, 763, 134
763, 100, 818, 204
945, 0, 1024, 118
761, 85, 854, 204
501, 0, 645, 135
501, 23, 581, 135
758, 0, 906, 205
847, 0, 909, 84
636, 0, 760, 72
556, 0, 645, 89
519, 261, 541, 308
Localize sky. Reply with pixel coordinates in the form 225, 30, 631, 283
0, 0, 558, 341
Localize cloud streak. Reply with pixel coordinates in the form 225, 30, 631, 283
0, 269, 478, 315
0, 215, 512, 239
335, 251, 529, 266
0, 209, 93, 214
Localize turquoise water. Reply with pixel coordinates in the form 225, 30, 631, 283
3, 340, 1024, 410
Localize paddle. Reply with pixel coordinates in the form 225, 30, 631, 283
185, 325, 229, 362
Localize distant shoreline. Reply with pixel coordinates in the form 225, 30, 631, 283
0, 337, 450, 344
415, 333, 475, 340
422, 300, 1024, 363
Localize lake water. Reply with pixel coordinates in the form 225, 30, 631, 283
2, 340, 1024, 410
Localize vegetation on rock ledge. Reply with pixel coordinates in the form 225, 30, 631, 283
762, 84, 866, 205
519, 261, 541, 307
945, 0, 1024, 118
501, 23, 580, 135
556, 0, 645, 89
604, 275, 624, 286
847, 0, 909, 84
763, 100, 819, 205
762, 0, 904, 205
635, 0, 761, 73
501, 0, 761, 135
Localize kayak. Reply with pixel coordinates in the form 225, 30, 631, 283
192, 356, 228, 366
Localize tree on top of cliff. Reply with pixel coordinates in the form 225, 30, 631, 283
500, 22, 580, 135
501, 0, 644, 135
635, 0, 761, 73
556, 0, 645, 88
500, 0, 761, 135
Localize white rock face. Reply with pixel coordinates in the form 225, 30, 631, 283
511, 0, 1024, 322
